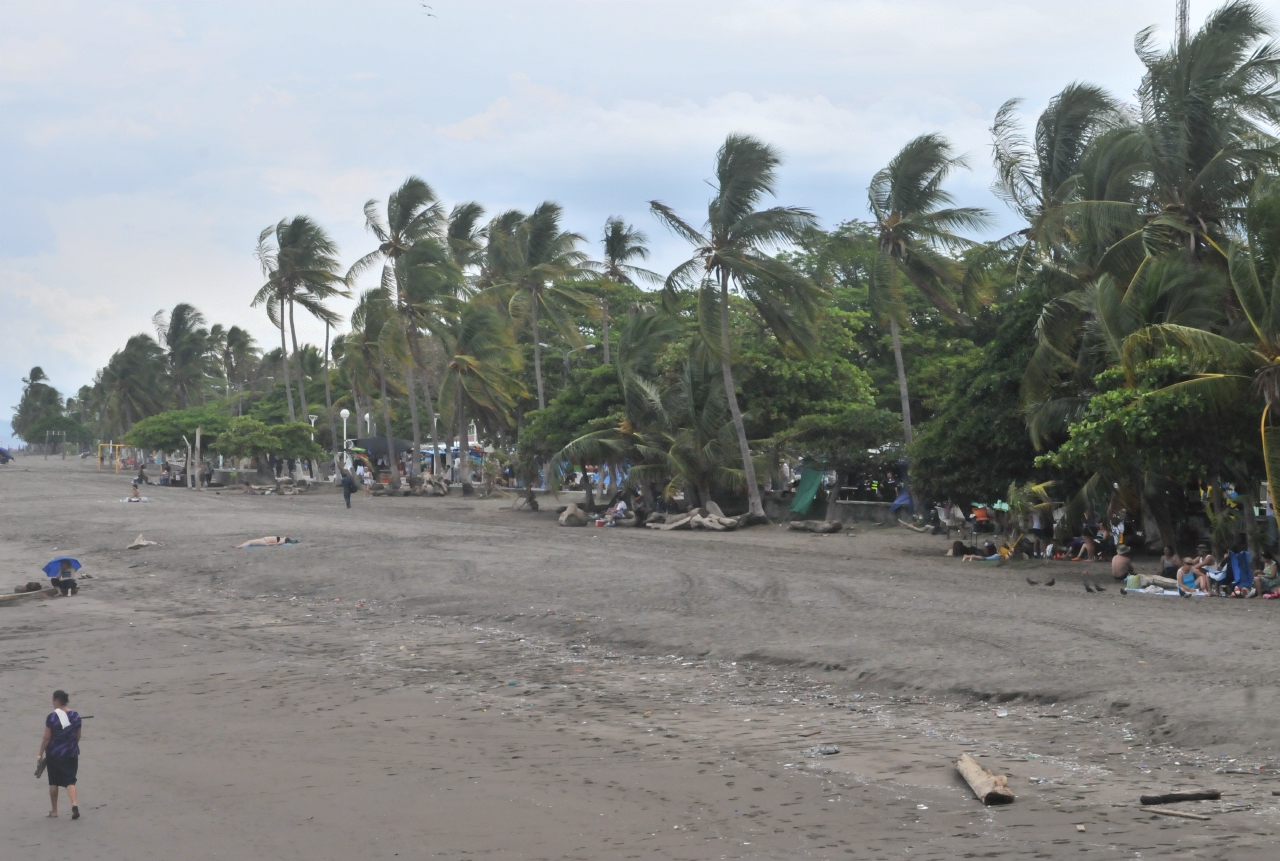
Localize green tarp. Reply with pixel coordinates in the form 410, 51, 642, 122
789, 467, 823, 516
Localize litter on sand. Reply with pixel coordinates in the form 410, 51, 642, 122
126, 535, 163, 550
803, 745, 840, 757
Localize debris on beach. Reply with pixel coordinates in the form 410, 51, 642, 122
127, 534, 163, 550
803, 744, 840, 757
956, 753, 1015, 805
788, 520, 843, 534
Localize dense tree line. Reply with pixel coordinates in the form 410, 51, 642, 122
12, 2, 1280, 543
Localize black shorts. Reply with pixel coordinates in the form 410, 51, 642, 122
56, 579, 77, 595
46, 756, 78, 786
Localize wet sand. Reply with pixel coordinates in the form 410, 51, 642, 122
2, 457, 1280, 859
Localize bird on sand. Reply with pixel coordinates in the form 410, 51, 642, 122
1026, 578, 1040, 586
1045, 577, 1055, 586
1085, 580, 1096, 593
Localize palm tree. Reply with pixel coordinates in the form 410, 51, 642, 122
152, 303, 212, 409
253, 216, 348, 423
438, 295, 524, 492
1117, 177, 1280, 512
95, 335, 168, 436
590, 217, 661, 364
348, 287, 409, 490
865, 134, 990, 449
650, 133, 820, 520
349, 177, 447, 479
13, 367, 63, 440
485, 202, 593, 410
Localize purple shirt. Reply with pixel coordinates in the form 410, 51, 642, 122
45, 710, 81, 758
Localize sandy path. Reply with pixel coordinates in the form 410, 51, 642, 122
2, 458, 1280, 859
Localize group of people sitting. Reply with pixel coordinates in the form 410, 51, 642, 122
1154, 544, 1280, 598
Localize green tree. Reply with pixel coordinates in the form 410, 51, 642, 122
12, 367, 63, 441
588, 217, 661, 364
124, 406, 232, 453
485, 202, 593, 410
650, 133, 821, 519
153, 303, 212, 409
95, 335, 168, 437
864, 133, 990, 452
349, 287, 409, 490
210, 417, 281, 466
253, 215, 348, 422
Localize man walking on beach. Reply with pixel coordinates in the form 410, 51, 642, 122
37, 689, 82, 819
340, 469, 356, 509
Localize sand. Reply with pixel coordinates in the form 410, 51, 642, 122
2, 457, 1280, 859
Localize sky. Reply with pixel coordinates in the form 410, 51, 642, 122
0, 0, 1191, 445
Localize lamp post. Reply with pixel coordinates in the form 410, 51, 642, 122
542, 342, 597, 383
364, 412, 371, 435
236, 375, 274, 416
340, 408, 350, 446
307, 414, 318, 439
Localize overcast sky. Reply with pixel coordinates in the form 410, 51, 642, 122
1, 0, 1190, 445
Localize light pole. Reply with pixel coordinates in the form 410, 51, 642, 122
236, 375, 274, 416
340, 408, 350, 445
541, 342, 597, 383
364, 412, 372, 435
307, 414, 318, 439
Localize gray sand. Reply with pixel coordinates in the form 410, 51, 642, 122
2, 458, 1279, 859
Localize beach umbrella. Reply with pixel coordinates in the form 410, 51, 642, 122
42, 557, 82, 578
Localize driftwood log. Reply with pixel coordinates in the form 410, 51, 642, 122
558, 503, 589, 527
1140, 806, 1211, 821
956, 754, 1015, 805
789, 520, 843, 534
1139, 790, 1220, 805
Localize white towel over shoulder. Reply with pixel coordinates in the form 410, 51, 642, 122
53, 708, 71, 729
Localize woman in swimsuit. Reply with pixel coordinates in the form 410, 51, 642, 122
234, 536, 298, 548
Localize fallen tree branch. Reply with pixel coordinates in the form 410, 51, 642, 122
956, 754, 1015, 805
1139, 790, 1220, 805
1140, 806, 1210, 821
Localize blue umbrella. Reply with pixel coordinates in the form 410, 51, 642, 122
43, 557, 82, 578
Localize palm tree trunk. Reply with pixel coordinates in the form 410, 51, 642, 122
378, 355, 400, 490
417, 350, 440, 477
889, 317, 920, 516
279, 312, 296, 422
601, 298, 610, 364
287, 299, 309, 419
889, 317, 913, 444
532, 292, 545, 410
718, 269, 765, 519
456, 380, 471, 493
323, 322, 338, 460
404, 360, 421, 481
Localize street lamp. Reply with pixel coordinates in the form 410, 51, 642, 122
307, 414, 318, 439
340, 408, 350, 445
364, 412, 371, 435
556, 343, 597, 382
236, 375, 274, 416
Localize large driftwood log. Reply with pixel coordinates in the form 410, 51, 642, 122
789, 520, 843, 534
558, 503, 589, 527
956, 754, 1015, 805
1139, 790, 1220, 805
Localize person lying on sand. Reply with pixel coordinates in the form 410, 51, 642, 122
962, 541, 1001, 562
948, 540, 978, 557
234, 536, 299, 548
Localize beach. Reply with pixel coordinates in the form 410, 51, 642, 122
3, 458, 1280, 859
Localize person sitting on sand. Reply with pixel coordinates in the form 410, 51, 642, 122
1176, 557, 1203, 596
1256, 552, 1280, 598
1160, 546, 1179, 579
1072, 529, 1097, 562
234, 536, 299, 548
51, 560, 78, 597
1110, 544, 1133, 581
605, 496, 629, 524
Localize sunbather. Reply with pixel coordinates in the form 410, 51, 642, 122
1176, 557, 1204, 596
962, 541, 1001, 562
1110, 545, 1133, 580
234, 536, 298, 548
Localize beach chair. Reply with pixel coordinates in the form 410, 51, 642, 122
1230, 550, 1253, 592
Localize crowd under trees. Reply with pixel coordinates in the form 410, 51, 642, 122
12, 1, 1280, 550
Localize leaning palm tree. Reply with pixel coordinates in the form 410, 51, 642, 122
865, 134, 990, 447
650, 133, 821, 520
484, 202, 594, 410
95, 334, 168, 436
348, 177, 447, 478
589, 217, 662, 363
253, 216, 348, 422
348, 287, 410, 490
437, 295, 525, 492
153, 303, 212, 409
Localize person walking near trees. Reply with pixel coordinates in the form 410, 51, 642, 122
37, 689, 82, 819
340, 468, 356, 509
